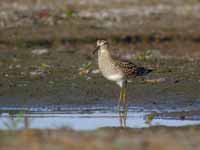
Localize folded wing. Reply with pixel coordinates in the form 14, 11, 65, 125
115, 60, 152, 77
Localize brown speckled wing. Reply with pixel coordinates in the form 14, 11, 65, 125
115, 60, 138, 76
115, 60, 152, 77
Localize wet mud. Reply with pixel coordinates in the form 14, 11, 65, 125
0, 126, 200, 150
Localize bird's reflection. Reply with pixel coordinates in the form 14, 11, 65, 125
119, 110, 127, 128
24, 115, 29, 129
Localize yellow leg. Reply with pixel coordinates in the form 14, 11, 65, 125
123, 81, 127, 110
118, 87, 123, 110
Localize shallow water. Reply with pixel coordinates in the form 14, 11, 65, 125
1, 107, 200, 130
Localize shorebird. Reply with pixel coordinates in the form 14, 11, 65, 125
93, 40, 151, 110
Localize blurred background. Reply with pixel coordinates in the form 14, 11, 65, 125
1, 0, 200, 55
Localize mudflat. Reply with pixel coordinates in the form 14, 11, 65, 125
0, 126, 200, 150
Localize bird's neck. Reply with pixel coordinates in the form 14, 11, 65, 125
98, 48, 114, 67
98, 48, 112, 58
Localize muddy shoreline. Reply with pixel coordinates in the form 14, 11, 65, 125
0, 126, 200, 150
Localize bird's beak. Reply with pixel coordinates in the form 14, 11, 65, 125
93, 46, 99, 55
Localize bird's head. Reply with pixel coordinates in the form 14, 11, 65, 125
93, 40, 109, 54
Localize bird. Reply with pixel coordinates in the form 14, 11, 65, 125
93, 40, 152, 110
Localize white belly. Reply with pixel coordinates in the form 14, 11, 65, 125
105, 74, 123, 81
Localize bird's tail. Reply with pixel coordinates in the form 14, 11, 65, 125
136, 67, 152, 76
